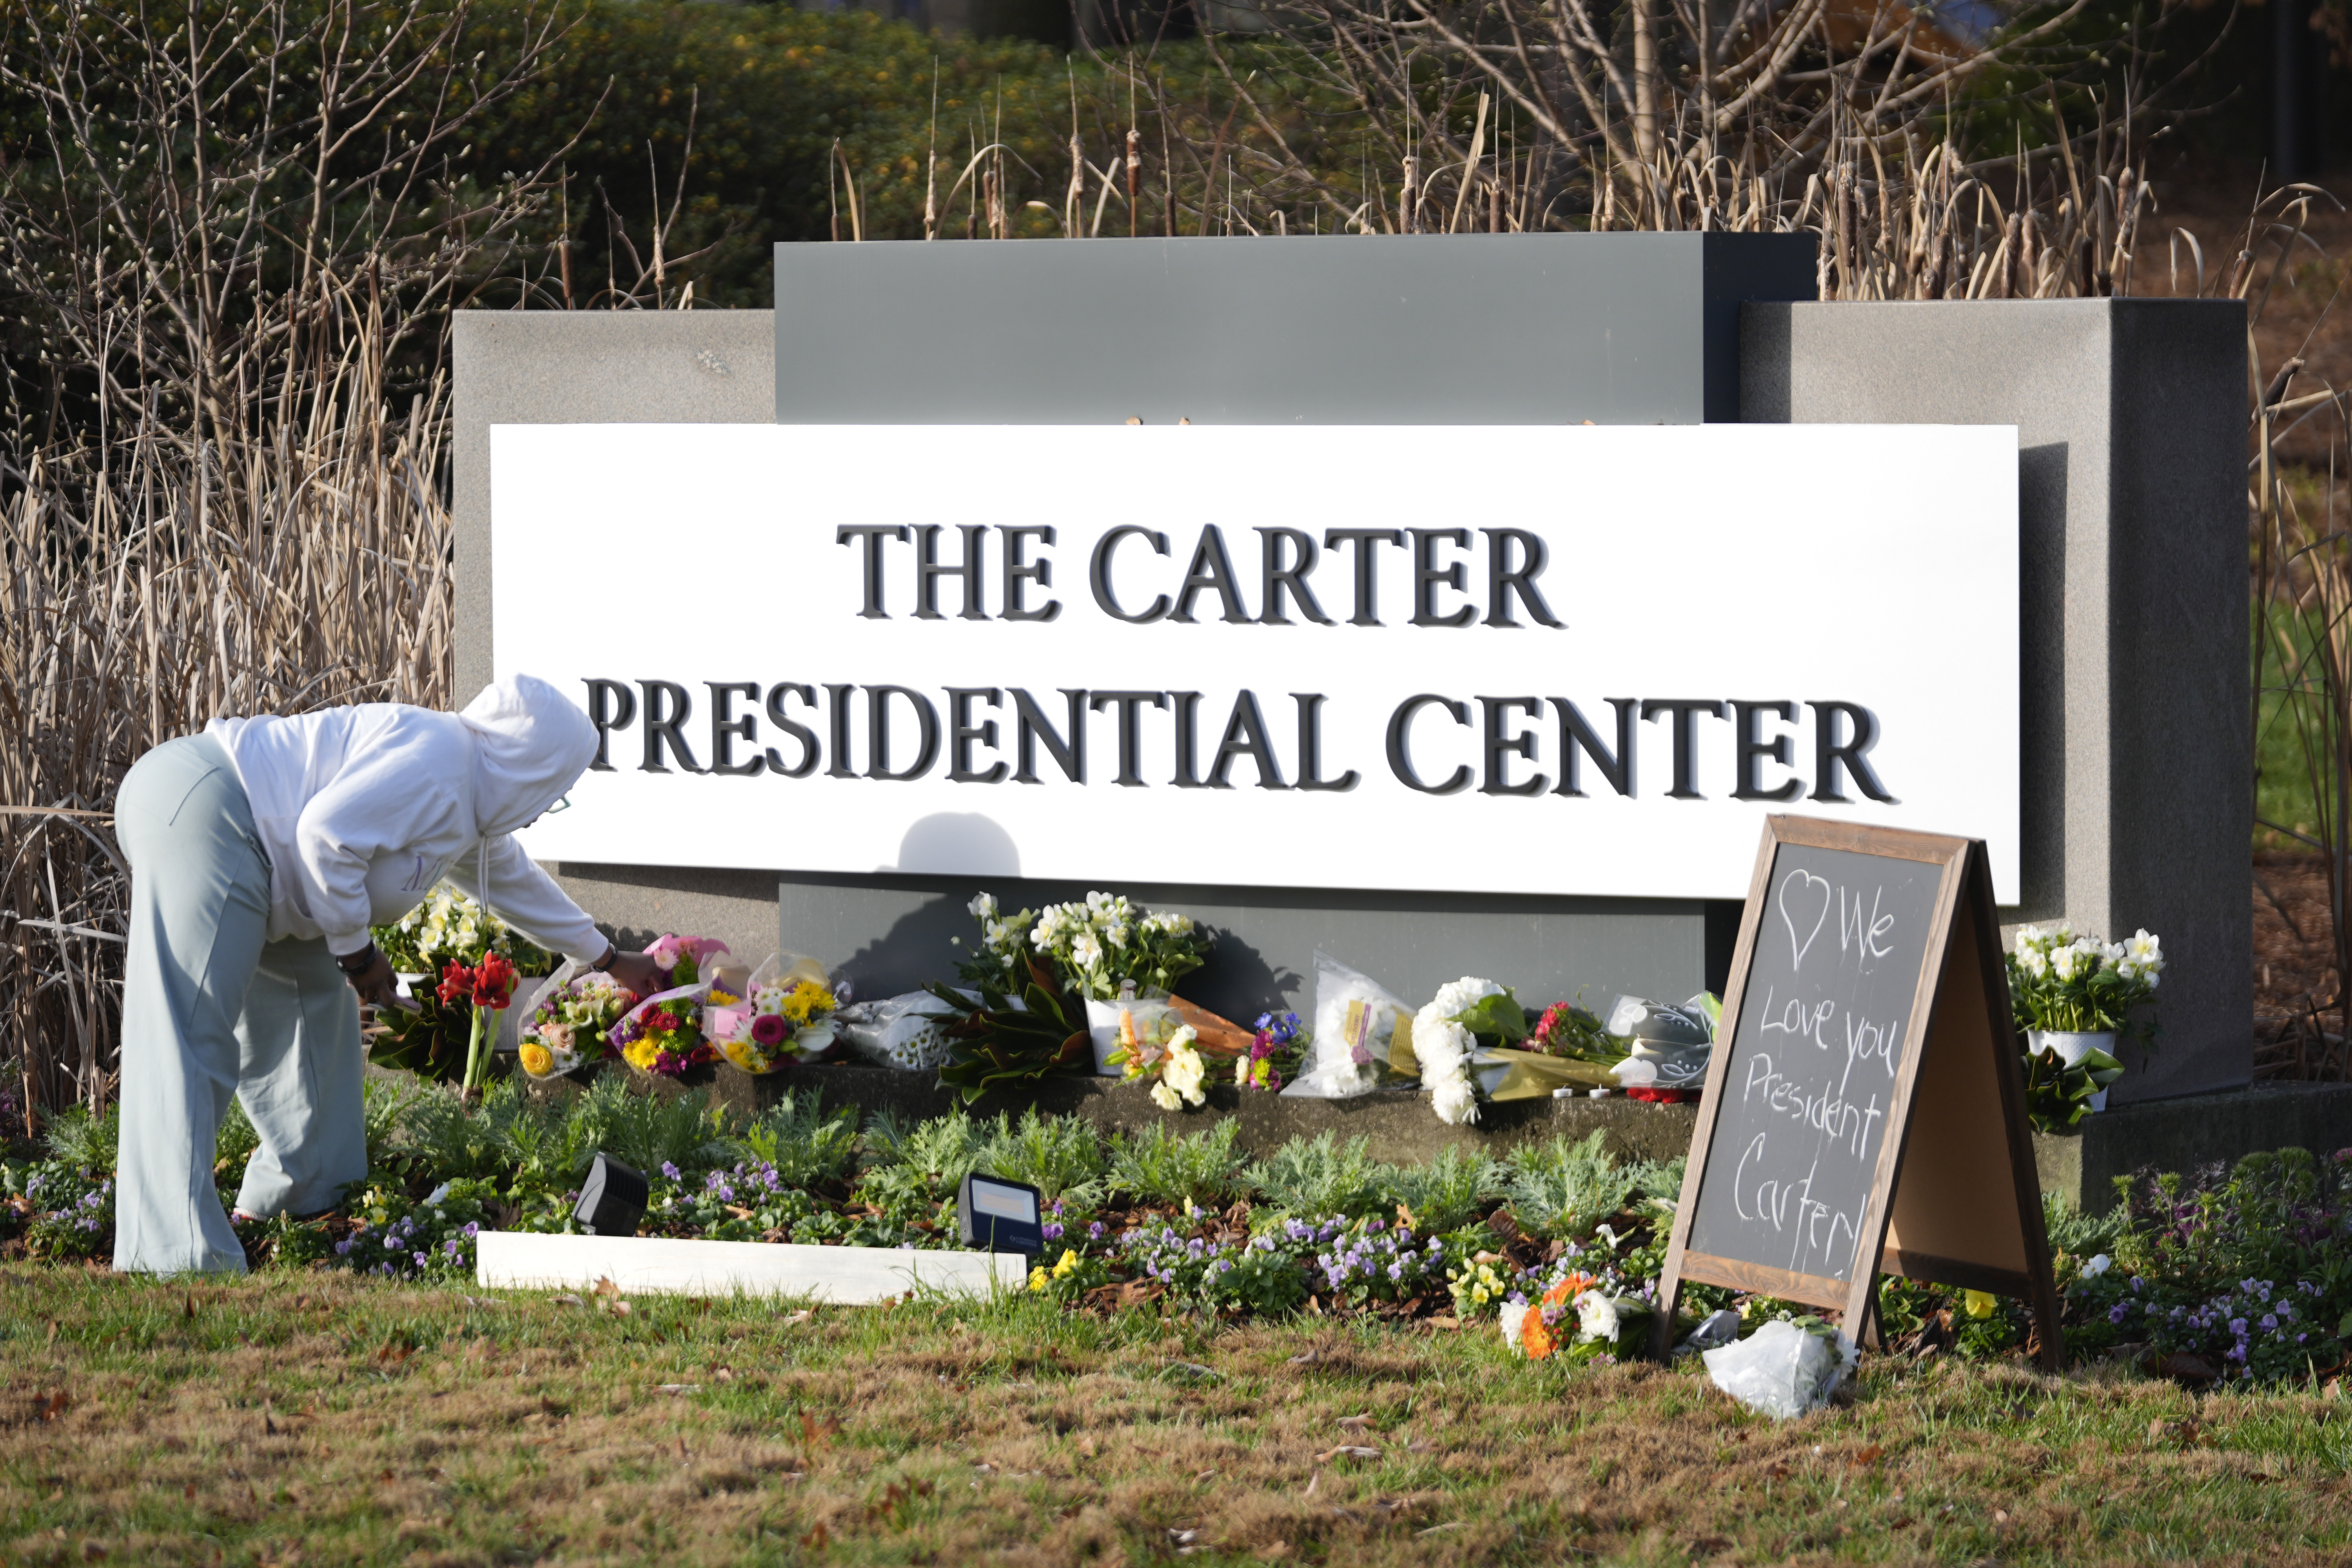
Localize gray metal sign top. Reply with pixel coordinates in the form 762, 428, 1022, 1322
775, 232, 1816, 426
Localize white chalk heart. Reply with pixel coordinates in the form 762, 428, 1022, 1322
1778, 868, 1831, 974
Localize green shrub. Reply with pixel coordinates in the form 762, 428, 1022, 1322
1247, 1132, 1395, 1219
1108, 1118, 1248, 1210
41, 1103, 117, 1172
1503, 1131, 1637, 1241
980, 1109, 1106, 1205
729, 1089, 862, 1187
1390, 1145, 1506, 1233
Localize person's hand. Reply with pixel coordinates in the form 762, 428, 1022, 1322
604, 951, 666, 999
343, 949, 404, 1011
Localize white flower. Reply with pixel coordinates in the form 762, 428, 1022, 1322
2081, 1253, 2112, 1278
1498, 1301, 1530, 1354
1412, 1015, 1471, 1077
1163, 1030, 1205, 1105
2050, 944, 2085, 981
1104, 922, 1129, 949
2124, 929, 2164, 972
1432, 1070, 1479, 1125
1150, 1079, 1181, 1111
1573, 1289, 1621, 1343
968, 891, 996, 920
1070, 932, 1104, 969
1429, 976, 1505, 1021
2017, 946, 2049, 978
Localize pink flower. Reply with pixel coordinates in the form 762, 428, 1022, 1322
646, 933, 730, 970
750, 1013, 788, 1047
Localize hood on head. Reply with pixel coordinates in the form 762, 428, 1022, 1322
459, 675, 599, 839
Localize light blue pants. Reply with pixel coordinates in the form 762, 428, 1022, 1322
113, 732, 366, 1274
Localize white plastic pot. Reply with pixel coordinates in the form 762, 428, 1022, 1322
2029, 1028, 2116, 1112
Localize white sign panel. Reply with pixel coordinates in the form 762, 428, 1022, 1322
494, 424, 2018, 902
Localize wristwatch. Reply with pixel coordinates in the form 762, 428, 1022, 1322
335, 942, 377, 976
590, 940, 618, 973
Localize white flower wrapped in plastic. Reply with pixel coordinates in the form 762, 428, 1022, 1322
1413, 977, 1512, 1127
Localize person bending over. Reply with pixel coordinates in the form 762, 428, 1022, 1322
111, 673, 664, 1274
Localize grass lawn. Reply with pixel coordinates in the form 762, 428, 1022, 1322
4, 1266, 2350, 1566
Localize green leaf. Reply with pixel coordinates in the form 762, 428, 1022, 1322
1455, 989, 1528, 1045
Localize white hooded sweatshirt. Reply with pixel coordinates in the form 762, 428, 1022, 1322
204, 675, 605, 962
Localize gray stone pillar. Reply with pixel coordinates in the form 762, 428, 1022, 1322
1743, 299, 2250, 1102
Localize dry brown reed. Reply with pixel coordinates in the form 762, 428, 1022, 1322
2249, 185, 2352, 1079
0, 0, 574, 1123
1037, 0, 2197, 303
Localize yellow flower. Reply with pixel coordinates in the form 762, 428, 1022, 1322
518, 1042, 555, 1076
1962, 1289, 1999, 1319
707, 987, 742, 1007
1052, 1249, 1079, 1279
1029, 1265, 1048, 1294
781, 980, 836, 1025
622, 1037, 661, 1071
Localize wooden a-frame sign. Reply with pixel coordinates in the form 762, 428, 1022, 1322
1651, 816, 2062, 1371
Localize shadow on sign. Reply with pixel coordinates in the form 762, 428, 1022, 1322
882, 812, 1023, 877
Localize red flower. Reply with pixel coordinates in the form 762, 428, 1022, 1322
472, 952, 519, 1010
437, 960, 475, 1007
644, 1009, 681, 1034
750, 1013, 789, 1047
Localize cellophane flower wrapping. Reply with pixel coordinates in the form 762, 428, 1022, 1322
518, 962, 637, 1080
1286, 949, 1409, 1099
606, 935, 731, 1076
1107, 1016, 1209, 1110
706, 952, 842, 1074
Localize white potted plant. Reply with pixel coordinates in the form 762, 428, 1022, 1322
2005, 924, 2164, 1123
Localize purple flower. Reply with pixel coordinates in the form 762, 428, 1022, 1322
661, 1162, 682, 1181
1089, 1222, 1106, 1240
1042, 1223, 1064, 1242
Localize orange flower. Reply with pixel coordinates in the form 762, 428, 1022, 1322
1522, 1310, 1557, 1360
1541, 1272, 1594, 1310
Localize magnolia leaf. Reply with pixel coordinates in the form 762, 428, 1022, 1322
1454, 990, 1528, 1045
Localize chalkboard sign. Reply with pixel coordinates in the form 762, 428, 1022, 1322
1653, 816, 2060, 1369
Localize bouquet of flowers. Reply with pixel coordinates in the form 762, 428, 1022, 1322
1411, 978, 1519, 1125
957, 889, 1208, 1003
705, 953, 842, 1074
607, 936, 732, 1078
1492, 1262, 1656, 1363
1108, 1017, 1210, 1111
368, 882, 552, 1083
436, 952, 519, 1098
2007, 923, 2162, 1127
2007, 924, 2164, 1039
1235, 1011, 1305, 1093
518, 969, 637, 1080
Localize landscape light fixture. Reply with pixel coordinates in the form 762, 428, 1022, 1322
574, 1152, 648, 1238
957, 1172, 1045, 1257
